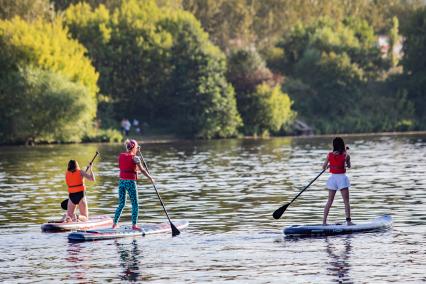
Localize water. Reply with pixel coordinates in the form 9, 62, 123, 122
0, 134, 425, 283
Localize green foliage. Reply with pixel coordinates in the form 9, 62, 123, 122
0, 67, 95, 143
238, 83, 294, 136
400, 7, 426, 128
227, 48, 295, 136
0, 17, 99, 96
182, 0, 422, 51
0, 17, 98, 143
227, 48, 273, 94
277, 17, 414, 133
64, 0, 241, 138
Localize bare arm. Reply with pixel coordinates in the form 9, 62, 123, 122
81, 166, 95, 181
137, 163, 155, 183
322, 156, 329, 170
346, 154, 351, 169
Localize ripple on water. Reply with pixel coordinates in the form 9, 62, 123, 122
0, 134, 425, 282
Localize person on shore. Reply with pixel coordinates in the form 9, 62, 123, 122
64, 160, 95, 222
112, 139, 155, 231
121, 118, 131, 136
322, 137, 353, 225
132, 119, 141, 134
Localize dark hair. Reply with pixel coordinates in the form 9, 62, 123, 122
332, 137, 346, 154
67, 160, 77, 172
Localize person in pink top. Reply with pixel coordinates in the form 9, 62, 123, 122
112, 139, 155, 231
322, 137, 353, 225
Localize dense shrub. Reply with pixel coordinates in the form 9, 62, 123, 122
0, 17, 98, 143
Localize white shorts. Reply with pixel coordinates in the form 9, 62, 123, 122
326, 174, 350, 190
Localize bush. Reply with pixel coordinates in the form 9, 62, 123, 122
0, 17, 98, 143
0, 67, 95, 143
64, 0, 241, 138
239, 83, 295, 136
276, 17, 412, 134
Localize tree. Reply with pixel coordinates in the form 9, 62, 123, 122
0, 17, 98, 143
238, 83, 294, 136
64, 0, 241, 138
227, 48, 294, 135
400, 6, 426, 127
277, 17, 412, 133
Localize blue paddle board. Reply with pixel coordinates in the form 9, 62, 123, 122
284, 215, 392, 237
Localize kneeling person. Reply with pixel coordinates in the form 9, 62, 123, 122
65, 160, 95, 222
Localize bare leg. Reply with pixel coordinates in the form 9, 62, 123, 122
78, 196, 89, 222
66, 200, 77, 222
323, 190, 336, 225
340, 188, 353, 225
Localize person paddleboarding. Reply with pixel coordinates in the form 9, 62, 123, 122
322, 137, 353, 225
63, 160, 95, 222
112, 139, 155, 231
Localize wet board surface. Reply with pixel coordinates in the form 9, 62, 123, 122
68, 220, 189, 241
41, 215, 113, 232
283, 215, 392, 237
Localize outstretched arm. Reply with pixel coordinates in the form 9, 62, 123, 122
81, 166, 95, 181
137, 163, 155, 183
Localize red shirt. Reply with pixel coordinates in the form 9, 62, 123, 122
328, 152, 346, 174
119, 152, 138, 180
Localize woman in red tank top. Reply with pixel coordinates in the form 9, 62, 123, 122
322, 137, 353, 225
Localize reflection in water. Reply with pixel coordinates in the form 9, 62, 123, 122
115, 240, 142, 282
325, 236, 353, 284
66, 243, 89, 283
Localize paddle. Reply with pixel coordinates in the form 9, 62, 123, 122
61, 151, 100, 210
137, 148, 180, 237
272, 168, 326, 219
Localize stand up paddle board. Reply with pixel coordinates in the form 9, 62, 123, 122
284, 215, 392, 237
68, 220, 189, 241
41, 215, 113, 232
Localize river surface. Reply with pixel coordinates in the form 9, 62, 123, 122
0, 134, 425, 283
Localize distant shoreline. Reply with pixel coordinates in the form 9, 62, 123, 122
1, 130, 425, 147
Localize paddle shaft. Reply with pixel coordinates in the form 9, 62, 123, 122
85, 151, 99, 172
138, 149, 179, 235
288, 168, 326, 206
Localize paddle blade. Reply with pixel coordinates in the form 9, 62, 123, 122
170, 222, 181, 237
61, 199, 68, 210
272, 203, 289, 219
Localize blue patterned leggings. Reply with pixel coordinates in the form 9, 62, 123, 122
113, 179, 139, 225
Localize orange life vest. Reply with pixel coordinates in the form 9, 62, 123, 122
66, 170, 86, 193
119, 152, 138, 180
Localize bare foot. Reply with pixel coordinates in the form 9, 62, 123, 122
132, 225, 142, 231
